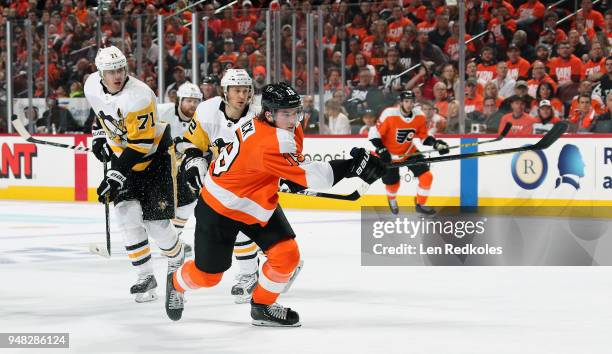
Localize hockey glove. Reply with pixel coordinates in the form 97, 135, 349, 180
183, 150, 211, 192
423, 136, 450, 155
97, 169, 126, 203
346, 147, 386, 184
279, 178, 307, 193
92, 138, 112, 163
375, 147, 391, 163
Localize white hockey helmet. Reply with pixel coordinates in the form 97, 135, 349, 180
177, 82, 203, 100
95, 46, 127, 71
220, 68, 253, 103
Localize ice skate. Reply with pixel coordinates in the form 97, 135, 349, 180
388, 198, 399, 215
231, 271, 258, 304
415, 198, 436, 216
251, 301, 301, 327
130, 273, 158, 303
165, 272, 184, 321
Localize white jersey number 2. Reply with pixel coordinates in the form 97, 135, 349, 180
213, 138, 241, 176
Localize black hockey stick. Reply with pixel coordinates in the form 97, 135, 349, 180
89, 161, 112, 258
388, 122, 568, 168
280, 183, 370, 201
11, 115, 91, 152
399, 122, 513, 159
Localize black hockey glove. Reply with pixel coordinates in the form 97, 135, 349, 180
182, 149, 212, 192
97, 169, 126, 203
346, 147, 386, 184
423, 136, 450, 155
279, 178, 307, 193
370, 138, 391, 163
92, 137, 112, 163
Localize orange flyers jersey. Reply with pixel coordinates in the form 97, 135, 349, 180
368, 106, 428, 159
201, 119, 335, 226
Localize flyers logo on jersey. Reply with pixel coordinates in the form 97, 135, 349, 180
396, 128, 416, 144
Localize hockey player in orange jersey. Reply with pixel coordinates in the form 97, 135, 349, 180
369, 91, 449, 215
164, 83, 386, 326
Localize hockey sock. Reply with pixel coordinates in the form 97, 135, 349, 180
385, 182, 400, 200
416, 171, 433, 205
234, 233, 259, 275
173, 260, 223, 293
173, 201, 196, 237
252, 239, 300, 305
126, 239, 153, 271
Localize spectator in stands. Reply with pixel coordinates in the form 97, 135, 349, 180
466, 7, 486, 36
145, 75, 157, 93
589, 93, 612, 133
427, 13, 450, 50
582, 41, 607, 82
580, 0, 605, 31
487, 6, 516, 49
443, 99, 460, 133
218, 38, 238, 68
444, 20, 476, 62
252, 66, 266, 95
568, 80, 606, 117
69, 81, 84, 98
527, 60, 556, 98
165, 32, 182, 61
416, 28, 447, 69
396, 31, 420, 70
433, 81, 450, 118
37, 95, 77, 134
593, 56, 612, 103
379, 47, 406, 90
323, 99, 350, 135
492, 61, 515, 98
512, 30, 536, 63
548, 40, 583, 90
506, 44, 530, 81
345, 67, 384, 118
569, 94, 598, 131
534, 44, 551, 65
476, 46, 498, 83
406, 61, 438, 101
499, 95, 537, 135
464, 78, 484, 114
467, 96, 505, 133
533, 81, 564, 118
567, 29, 588, 59
302, 95, 320, 135
200, 76, 219, 100
533, 100, 560, 126
484, 81, 505, 108
439, 63, 458, 99
358, 108, 377, 136
164, 65, 189, 103
421, 100, 446, 135
34, 77, 46, 98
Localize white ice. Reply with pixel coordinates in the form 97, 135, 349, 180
1, 200, 611, 354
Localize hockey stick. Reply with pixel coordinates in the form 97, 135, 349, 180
11, 115, 91, 152
398, 122, 513, 159
280, 182, 370, 201
89, 162, 112, 258
388, 121, 568, 168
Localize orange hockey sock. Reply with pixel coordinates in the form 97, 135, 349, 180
385, 182, 400, 200
173, 259, 223, 293
252, 239, 300, 305
416, 171, 433, 205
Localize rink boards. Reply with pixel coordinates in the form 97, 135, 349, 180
1, 133, 611, 208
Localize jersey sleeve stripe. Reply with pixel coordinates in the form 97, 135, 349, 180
127, 138, 155, 144
299, 162, 334, 190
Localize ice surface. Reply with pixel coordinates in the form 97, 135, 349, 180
1, 201, 610, 354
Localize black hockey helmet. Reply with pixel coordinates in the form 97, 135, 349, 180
261, 82, 301, 111
399, 90, 415, 101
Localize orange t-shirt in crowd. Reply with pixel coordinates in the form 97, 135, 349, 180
236, 14, 258, 35
465, 95, 484, 114
444, 35, 476, 60
417, 20, 436, 33
499, 113, 538, 135
217, 53, 238, 67
487, 18, 517, 47
568, 107, 597, 129
527, 75, 557, 98
476, 64, 497, 83
387, 17, 414, 43
435, 100, 449, 118
483, 1, 515, 21
547, 55, 583, 83
582, 58, 607, 79
568, 96, 606, 116
347, 25, 368, 41
361, 35, 375, 56
506, 57, 531, 80
582, 10, 605, 30
516, 1, 546, 20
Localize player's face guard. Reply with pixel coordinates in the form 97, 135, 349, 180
269, 106, 304, 132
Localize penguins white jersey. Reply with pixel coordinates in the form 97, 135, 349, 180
158, 103, 191, 140
180, 96, 259, 154
85, 72, 168, 170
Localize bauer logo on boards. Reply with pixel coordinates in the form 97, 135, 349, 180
0, 143, 38, 179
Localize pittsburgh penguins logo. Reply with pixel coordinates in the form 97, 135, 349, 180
396, 128, 416, 144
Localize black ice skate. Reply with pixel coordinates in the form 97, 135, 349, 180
415, 198, 436, 216
231, 271, 258, 304
388, 198, 399, 215
251, 301, 301, 327
130, 273, 158, 303
165, 272, 184, 321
